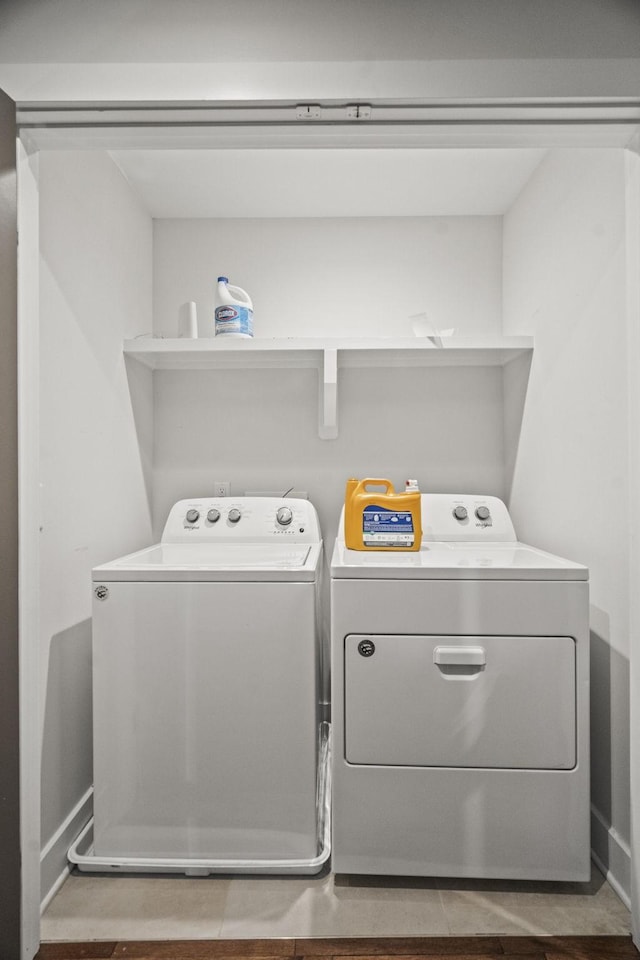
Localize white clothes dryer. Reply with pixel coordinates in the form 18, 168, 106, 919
72, 497, 329, 876
330, 493, 589, 881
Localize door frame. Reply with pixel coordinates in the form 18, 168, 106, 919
12, 99, 640, 958
626, 140, 640, 948
0, 86, 21, 960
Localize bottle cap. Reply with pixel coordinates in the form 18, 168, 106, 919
217, 276, 229, 283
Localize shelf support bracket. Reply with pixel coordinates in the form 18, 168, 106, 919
319, 348, 338, 440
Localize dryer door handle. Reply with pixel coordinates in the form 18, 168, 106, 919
433, 645, 486, 667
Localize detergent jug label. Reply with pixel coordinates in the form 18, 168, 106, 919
362, 504, 415, 547
215, 305, 253, 336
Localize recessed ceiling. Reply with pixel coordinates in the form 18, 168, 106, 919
110, 148, 546, 219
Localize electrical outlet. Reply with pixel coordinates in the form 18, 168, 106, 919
213, 480, 230, 497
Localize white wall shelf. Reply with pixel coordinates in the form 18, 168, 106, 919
124, 336, 533, 439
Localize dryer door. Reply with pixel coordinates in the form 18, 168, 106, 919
344, 634, 576, 769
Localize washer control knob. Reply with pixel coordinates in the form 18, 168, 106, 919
453, 505, 468, 521
207, 509, 221, 524
475, 505, 491, 521
186, 509, 200, 523
276, 506, 293, 526
227, 508, 241, 524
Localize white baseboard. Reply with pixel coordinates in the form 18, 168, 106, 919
40, 786, 93, 913
591, 803, 631, 909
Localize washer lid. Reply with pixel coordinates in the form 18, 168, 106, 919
93, 541, 322, 582
331, 540, 588, 580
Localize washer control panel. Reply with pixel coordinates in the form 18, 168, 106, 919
421, 494, 517, 542
162, 497, 321, 544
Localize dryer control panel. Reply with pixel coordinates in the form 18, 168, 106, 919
336, 493, 517, 546
421, 494, 517, 542
162, 497, 322, 544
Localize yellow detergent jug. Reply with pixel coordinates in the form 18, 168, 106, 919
344, 478, 422, 551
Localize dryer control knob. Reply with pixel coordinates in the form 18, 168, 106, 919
276, 506, 293, 526
186, 508, 200, 523
453, 505, 468, 521
475, 505, 491, 520
228, 508, 241, 524
207, 509, 221, 524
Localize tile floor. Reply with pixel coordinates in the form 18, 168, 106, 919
41, 864, 631, 942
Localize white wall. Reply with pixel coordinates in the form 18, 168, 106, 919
38, 151, 154, 897
153, 216, 502, 340
0, 0, 640, 102
503, 148, 631, 898
2, 0, 639, 63
153, 364, 505, 546
152, 215, 505, 540
1, 0, 639, 102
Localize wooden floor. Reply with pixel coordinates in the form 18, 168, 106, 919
34, 936, 640, 960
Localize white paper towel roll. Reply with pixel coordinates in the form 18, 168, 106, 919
178, 301, 198, 338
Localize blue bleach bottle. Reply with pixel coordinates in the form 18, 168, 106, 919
214, 276, 253, 338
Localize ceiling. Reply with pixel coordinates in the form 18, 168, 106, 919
109, 147, 546, 219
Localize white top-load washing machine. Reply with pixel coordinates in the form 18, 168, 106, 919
73, 497, 328, 876
331, 493, 589, 881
